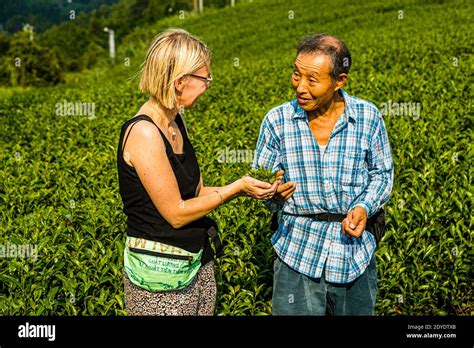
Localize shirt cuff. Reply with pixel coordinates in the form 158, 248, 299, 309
354, 202, 371, 217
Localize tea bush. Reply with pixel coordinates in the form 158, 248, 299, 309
0, 0, 472, 316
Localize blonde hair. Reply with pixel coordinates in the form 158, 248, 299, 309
139, 28, 211, 110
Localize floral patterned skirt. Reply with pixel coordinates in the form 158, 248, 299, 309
123, 261, 216, 316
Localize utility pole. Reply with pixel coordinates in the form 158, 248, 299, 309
103, 27, 115, 60
194, 0, 203, 13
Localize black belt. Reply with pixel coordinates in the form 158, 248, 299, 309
271, 209, 386, 246
300, 212, 347, 222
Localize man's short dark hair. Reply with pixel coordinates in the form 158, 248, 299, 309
296, 33, 352, 82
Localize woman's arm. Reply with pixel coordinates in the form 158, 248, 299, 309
127, 121, 279, 229
196, 173, 284, 200
196, 176, 220, 197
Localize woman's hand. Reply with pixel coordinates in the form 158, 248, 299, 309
238, 170, 284, 200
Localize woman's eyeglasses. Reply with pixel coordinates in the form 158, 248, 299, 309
187, 74, 213, 88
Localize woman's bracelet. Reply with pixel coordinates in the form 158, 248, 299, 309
214, 190, 224, 205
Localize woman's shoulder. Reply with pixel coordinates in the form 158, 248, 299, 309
129, 117, 162, 138
122, 115, 165, 151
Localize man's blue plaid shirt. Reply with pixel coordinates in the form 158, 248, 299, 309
253, 89, 394, 283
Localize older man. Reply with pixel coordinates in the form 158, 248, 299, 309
253, 33, 394, 315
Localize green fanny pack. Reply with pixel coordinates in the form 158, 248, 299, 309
124, 236, 202, 292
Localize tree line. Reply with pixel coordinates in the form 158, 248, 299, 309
0, 0, 230, 87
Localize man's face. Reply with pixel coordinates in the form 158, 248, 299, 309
291, 53, 339, 113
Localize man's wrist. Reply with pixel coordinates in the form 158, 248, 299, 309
354, 203, 370, 216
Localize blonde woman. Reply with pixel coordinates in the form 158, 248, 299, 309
117, 28, 287, 315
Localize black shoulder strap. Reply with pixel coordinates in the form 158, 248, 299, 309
121, 118, 142, 153
176, 113, 189, 137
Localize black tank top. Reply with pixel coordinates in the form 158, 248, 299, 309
117, 114, 215, 265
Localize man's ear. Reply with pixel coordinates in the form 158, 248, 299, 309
334, 73, 348, 91
174, 76, 185, 93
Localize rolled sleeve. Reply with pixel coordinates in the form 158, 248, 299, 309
353, 113, 394, 217
253, 113, 283, 213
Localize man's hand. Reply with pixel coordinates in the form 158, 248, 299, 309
273, 171, 296, 202
341, 206, 367, 238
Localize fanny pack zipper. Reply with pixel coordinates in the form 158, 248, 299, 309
129, 247, 194, 266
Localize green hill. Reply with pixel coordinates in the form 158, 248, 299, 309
0, 0, 472, 315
